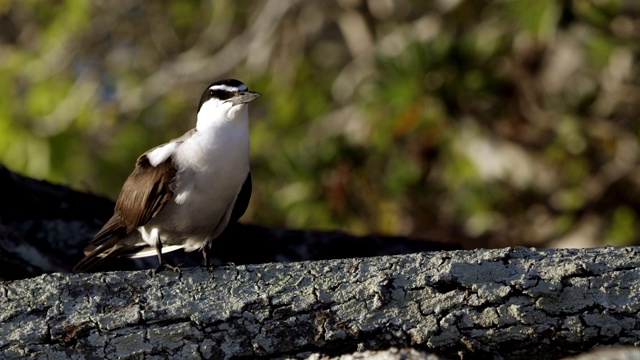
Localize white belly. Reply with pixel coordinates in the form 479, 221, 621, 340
148, 170, 246, 250
141, 119, 249, 252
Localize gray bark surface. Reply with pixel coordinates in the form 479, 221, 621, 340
2, 246, 639, 359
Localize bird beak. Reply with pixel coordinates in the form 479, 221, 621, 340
229, 91, 261, 106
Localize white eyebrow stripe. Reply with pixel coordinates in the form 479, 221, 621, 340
210, 84, 247, 92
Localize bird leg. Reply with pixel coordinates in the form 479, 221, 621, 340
151, 229, 180, 273
202, 247, 209, 267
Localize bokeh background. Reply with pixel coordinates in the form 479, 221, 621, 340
2, 0, 640, 249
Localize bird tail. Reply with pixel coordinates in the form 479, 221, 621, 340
73, 236, 146, 272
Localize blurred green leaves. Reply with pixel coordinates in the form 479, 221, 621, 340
1, 0, 640, 248
503, 0, 560, 41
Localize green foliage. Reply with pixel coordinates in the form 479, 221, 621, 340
2, 1, 640, 248
607, 206, 636, 245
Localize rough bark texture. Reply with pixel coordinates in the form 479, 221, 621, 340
2, 246, 640, 359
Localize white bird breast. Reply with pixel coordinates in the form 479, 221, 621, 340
141, 101, 251, 252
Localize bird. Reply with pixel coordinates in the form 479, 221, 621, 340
74, 79, 260, 272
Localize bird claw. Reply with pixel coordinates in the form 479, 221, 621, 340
154, 262, 181, 274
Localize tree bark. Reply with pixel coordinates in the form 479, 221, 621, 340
2, 246, 639, 359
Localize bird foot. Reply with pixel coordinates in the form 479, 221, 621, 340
154, 262, 181, 274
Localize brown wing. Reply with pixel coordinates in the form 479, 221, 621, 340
90, 154, 177, 244
116, 154, 177, 231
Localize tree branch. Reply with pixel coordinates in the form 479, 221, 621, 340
2, 246, 639, 359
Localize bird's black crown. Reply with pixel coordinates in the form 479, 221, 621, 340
198, 79, 249, 110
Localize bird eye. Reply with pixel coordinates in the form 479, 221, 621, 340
209, 89, 234, 101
